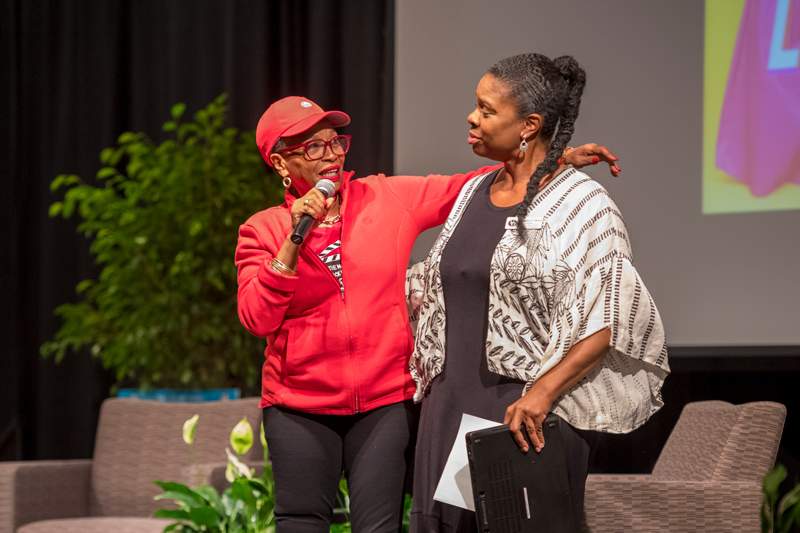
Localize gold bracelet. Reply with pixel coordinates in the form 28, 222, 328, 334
270, 263, 296, 276
561, 146, 574, 164
269, 258, 297, 276
272, 258, 294, 272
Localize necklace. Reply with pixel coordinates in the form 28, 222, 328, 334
319, 214, 341, 226
319, 195, 342, 225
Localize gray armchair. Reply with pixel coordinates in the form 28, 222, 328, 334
583, 400, 787, 532
0, 397, 263, 533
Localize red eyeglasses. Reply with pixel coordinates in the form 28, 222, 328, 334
279, 135, 351, 161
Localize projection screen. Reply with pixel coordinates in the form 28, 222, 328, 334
395, 0, 800, 347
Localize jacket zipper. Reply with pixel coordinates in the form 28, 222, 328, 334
299, 232, 358, 413
339, 254, 359, 414
337, 192, 359, 413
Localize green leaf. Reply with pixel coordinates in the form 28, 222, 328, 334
163, 121, 177, 132
109, 147, 124, 166
245, 477, 270, 495
100, 147, 114, 165
49, 202, 63, 217
50, 175, 65, 191
782, 501, 800, 533
154, 481, 196, 494
171, 103, 186, 120
192, 485, 225, 516
96, 167, 117, 179
777, 483, 800, 521
231, 478, 257, 512
188, 505, 220, 528
764, 466, 788, 507
154, 490, 204, 510
75, 280, 94, 293
188, 220, 203, 237
153, 509, 191, 520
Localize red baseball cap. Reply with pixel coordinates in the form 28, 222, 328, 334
256, 96, 350, 167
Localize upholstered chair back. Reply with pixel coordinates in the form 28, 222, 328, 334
89, 398, 263, 517
651, 400, 786, 483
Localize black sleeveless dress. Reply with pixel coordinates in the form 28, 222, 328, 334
410, 172, 526, 532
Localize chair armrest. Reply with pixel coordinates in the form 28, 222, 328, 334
0, 459, 92, 533
583, 475, 763, 532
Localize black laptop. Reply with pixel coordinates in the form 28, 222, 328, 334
465, 414, 575, 533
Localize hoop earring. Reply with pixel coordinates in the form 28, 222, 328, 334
282, 177, 292, 189
519, 137, 528, 153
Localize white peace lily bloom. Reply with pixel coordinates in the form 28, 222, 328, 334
225, 447, 254, 480
230, 417, 253, 455
260, 421, 267, 449
182, 414, 199, 445
225, 460, 236, 483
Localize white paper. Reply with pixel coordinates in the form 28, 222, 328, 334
432, 413, 502, 511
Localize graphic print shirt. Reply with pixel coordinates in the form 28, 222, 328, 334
306, 223, 344, 295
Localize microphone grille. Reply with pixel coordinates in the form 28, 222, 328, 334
316, 179, 336, 198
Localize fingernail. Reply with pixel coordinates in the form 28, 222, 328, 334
593, 156, 600, 163
613, 156, 619, 161
535, 447, 541, 453
557, 158, 563, 163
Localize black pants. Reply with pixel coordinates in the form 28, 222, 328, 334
263, 400, 418, 533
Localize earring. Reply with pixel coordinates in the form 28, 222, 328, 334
282, 176, 292, 189
519, 135, 528, 153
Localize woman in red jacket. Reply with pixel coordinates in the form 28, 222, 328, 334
235, 95, 618, 532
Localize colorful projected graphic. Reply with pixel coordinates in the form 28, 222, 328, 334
704, 0, 800, 213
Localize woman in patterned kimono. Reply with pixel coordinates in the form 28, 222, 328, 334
409, 53, 669, 532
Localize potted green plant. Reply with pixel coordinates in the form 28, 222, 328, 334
42, 95, 282, 398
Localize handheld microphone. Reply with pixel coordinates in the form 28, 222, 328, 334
291, 179, 336, 245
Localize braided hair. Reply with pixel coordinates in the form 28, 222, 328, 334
487, 53, 586, 236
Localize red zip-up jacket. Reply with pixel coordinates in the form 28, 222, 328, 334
236, 166, 498, 414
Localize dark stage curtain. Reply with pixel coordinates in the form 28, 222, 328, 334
0, 0, 395, 461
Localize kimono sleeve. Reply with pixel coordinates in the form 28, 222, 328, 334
405, 262, 425, 338
566, 196, 669, 378
536, 188, 669, 430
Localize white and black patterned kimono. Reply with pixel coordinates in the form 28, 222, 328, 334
410, 167, 669, 434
